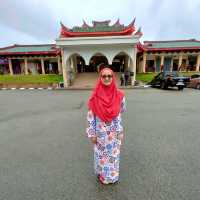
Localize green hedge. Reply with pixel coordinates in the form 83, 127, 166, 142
0, 74, 63, 84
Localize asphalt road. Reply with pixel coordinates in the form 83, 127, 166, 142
0, 88, 200, 200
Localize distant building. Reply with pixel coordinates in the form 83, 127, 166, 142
0, 44, 62, 75
137, 39, 200, 73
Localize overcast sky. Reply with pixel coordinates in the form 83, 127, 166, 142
0, 0, 200, 47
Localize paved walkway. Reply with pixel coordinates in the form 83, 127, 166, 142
0, 88, 200, 200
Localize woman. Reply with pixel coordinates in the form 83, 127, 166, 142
86, 67, 126, 184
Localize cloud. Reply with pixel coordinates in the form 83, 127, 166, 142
0, 0, 58, 40
0, 0, 199, 47
0, 24, 51, 47
141, 0, 200, 40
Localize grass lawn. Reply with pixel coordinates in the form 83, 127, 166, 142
0, 71, 200, 84
136, 73, 157, 83
179, 71, 200, 77
136, 71, 200, 83
0, 74, 63, 84
1, 73, 156, 84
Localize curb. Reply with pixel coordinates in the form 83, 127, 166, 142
0, 85, 151, 91
0, 87, 54, 90
53, 85, 151, 90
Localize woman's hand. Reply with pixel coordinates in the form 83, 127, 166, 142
90, 137, 97, 144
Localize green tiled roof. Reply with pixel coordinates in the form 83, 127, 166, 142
71, 20, 125, 32
0, 44, 57, 53
72, 26, 124, 32
144, 40, 200, 49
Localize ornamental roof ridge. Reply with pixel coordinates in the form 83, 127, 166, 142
112, 19, 122, 27
92, 20, 111, 27
82, 20, 91, 28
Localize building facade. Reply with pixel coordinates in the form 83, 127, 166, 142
56, 19, 142, 87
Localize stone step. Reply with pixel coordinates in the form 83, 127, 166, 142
72, 72, 121, 88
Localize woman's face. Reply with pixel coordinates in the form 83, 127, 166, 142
101, 69, 113, 86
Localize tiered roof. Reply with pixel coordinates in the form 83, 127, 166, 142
0, 44, 60, 56
143, 39, 200, 52
60, 19, 142, 37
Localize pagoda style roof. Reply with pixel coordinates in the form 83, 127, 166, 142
0, 44, 60, 56
59, 19, 139, 37
143, 39, 200, 52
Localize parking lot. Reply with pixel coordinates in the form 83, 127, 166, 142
0, 88, 200, 200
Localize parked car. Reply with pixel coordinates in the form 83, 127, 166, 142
187, 74, 200, 90
150, 71, 190, 90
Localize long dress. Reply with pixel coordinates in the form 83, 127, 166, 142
86, 97, 126, 184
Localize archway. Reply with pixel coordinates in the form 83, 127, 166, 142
66, 53, 86, 73
112, 52, 135, 86
88, 53, 109, 72
111, 52, 132, 72
65, 53, 86, 86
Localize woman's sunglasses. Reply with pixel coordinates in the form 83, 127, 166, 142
101, 74, 113, 79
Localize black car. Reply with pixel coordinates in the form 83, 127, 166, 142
150, 71, 190, 90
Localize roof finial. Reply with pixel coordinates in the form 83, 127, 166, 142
82, 20, 90, 28
128, 18, 136, 27
135, 26, 143, 36
60, 21, 70, 31
113, 18, 121, 26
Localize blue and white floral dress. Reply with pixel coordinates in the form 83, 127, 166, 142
86, 97, 126, 184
